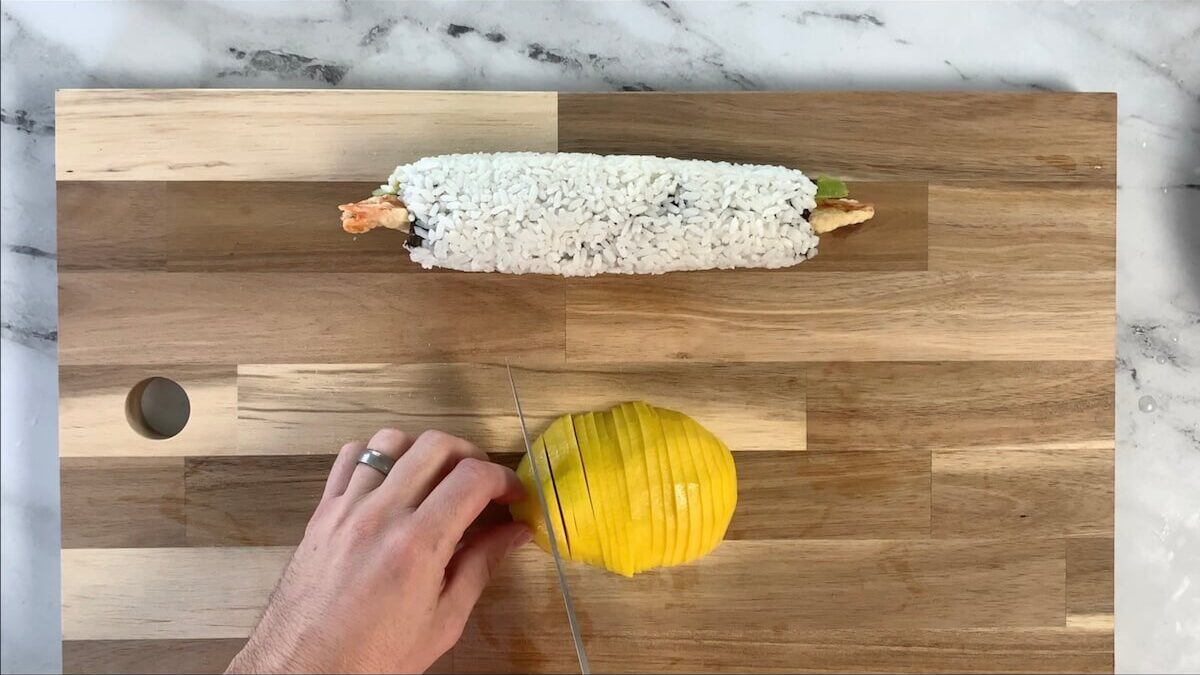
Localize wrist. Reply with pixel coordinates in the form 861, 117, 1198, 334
227, 632, 308, 674
226, 640, 276, 674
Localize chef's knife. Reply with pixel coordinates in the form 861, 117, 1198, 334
506, 363, 591, 674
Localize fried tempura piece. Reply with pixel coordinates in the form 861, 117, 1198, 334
338, 194, 410, 234
810, 198, 876, 234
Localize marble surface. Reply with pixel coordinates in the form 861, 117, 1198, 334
1, 1, 1197, 672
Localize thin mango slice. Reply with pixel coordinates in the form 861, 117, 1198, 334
631, 401, 675, 568
571, 413, 613, 571
595, 410, 636, 576
541, 415, 604, 566
672, 407, 719, 563
509, 435, 571, 556
613, 403, 656, 573
659, 408, 704, 565
692, 418, 735, 552
511, 402, 737, 576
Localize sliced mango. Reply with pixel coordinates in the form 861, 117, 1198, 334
595, 410, 636, 576
613, 403, 656, 573
714, 435, 738, 539
538, 417, 579, 561
541, 415, 605, 566
659, 408, 703, 565
672, 406, 717, 564
570, 413, 612, 571
619, 402, 663, 571
678, 408, 721, 557
631, 401, 674, 568
510, 435, 571, 556
511, 402, 737, 576
690, 419, 736, 553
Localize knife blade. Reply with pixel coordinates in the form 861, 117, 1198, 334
506, 362, 591, 674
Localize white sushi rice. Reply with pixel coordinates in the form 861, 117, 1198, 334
376, 152, 820, 276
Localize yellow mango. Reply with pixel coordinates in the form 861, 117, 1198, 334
508, 435, 570, 556
630, 401, 675, 567
594, 410, 636, 576
612, 403, 655, 573
540, 415, 603, 565
667, 408, 710, 559
659, 408, 704, 565
571, 413, 614, 571
511, 402, 737, 576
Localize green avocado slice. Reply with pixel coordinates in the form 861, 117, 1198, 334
814, 176, 849, 200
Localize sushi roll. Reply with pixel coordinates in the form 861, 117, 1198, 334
338, 152, 874, 276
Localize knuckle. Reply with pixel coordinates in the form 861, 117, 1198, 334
309, 498, 334, 522
303, 518, 326, 540
374, 427, 411, 446
455, 456, 496, 483
339, 441, 363, 456
438, 617, 466, 653
422, 430, 483, 463
343, 506, 385, 542
308, 495, 349, 527
417, 429, 456, 448
304, 504, 333, 538
309, 498, 331, 519
385, 524, 435, 569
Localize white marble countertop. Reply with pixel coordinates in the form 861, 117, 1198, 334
2, 1, 1197, 672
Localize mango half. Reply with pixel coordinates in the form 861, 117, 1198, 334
509, 402, 737, 576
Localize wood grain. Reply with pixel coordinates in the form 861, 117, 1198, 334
184, 455, 332, 546
62, 547, 294, 640
807, 361, 1113, 452
60, 365, 236, 457
566, 272, 1113, 362
63, 639, 246, 675
1068, 537, 1115, 618
62, 538, 1063, 641
55, 89, 557, 181
463, 539, 1065, 640
455, 628, 1113, 674
163, 182, 414, 272
237, 362, 806, 455
559, 92, 1116, 182
726, 451, 930, 539
56, 182, 168, 270
59, 272, 565, 365
61, 457, 185, 548
929, 182, 1115, 271
62, 638, 453, 675
933, 447, 1113, 537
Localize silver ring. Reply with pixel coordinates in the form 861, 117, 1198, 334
357, 448, 396, 476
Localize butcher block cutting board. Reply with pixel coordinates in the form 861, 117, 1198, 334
56, 90, 1115, 674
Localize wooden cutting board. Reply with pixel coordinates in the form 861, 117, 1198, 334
56, 90, 1115, 674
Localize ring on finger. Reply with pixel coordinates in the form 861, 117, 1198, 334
357, 448, 397, 477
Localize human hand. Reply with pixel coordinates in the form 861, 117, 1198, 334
227, 429, 531, 674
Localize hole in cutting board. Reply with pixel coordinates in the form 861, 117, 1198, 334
126, 377, 190, 439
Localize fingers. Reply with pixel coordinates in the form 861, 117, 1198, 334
414, 458, 527, 558
323, 440, 366, 501
378, 430, 489, 508
463, 501, 518, 540
345, 428, 415, 499
438, 521, 531, 628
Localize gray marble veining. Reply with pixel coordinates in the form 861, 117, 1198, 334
2, 1, 1198, 673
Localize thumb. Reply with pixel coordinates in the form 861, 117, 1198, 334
440, 521, 531, 622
